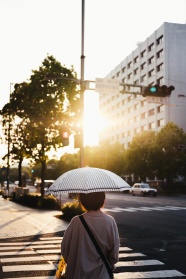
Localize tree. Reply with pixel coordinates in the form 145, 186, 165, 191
1, 55, 80, 196
152, 122, 186, 187
125, 131, 156, 181
84, 141, 125, 175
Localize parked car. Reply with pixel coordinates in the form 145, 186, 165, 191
130, 183, 157, 197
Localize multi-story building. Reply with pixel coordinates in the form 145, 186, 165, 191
99, 22, 186, 148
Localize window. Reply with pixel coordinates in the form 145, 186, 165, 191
141, 112, 147, 119
141, 49, 146, 58
134, 68, 139, 75
157, 35, 163, 45
134, 79, 139, 85
135, 115, 140, 122
157, 63, 163, 72
149, 122, 156, 129
157, 49, 163, 58
127, 96, 132, 102
122, 66, 126, 73
134, 103, 140, 110
122, 99, 126, 105
141, 124, 148, 131
141, 62, 146, 70
127, 62, 132, 69
127, 73, 132, 80
148, 69, 154, 77
148, 56, 154, 65
148, 43, 154, 52
122, 77, 126, 84
157, 77, 164, 85
141, 100, 144, 107
157, 105, 164, 113
128, 107, 132, 113
149, 108, 155, 116
157, 119, 164, 127
117, 71, 120, 77
140, 75, 146, 82
134, 56, 139, 63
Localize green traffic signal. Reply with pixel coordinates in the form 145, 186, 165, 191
143, 84, 175, 97
149, 86, 157, 93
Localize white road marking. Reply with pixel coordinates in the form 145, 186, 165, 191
103, 206, 186, 213
116, 259, 164, 267
0, 244, 58, 250
3, 277, 54, 279
119, 247, 132, 251
119, 253, 145, 258
0, 251, 37, 256
1, 256, 46, 262
114, 270, 185, 278
3, 264, 55, 272
36, 249, 61, 254
0, 240, 62, 246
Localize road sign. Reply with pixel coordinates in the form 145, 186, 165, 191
95, 78, 120, 94
145, 96, 169, 104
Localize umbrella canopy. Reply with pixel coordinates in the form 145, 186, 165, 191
47, 167, 131, 194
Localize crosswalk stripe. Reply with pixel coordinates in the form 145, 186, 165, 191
1, 237, 185, 279
39, 237, 63, 240
103, 206, 186, 213
114, 270, 185, 278
1, 256, 47, 262
119, 253, 145, 258
116, 259, 164, 267
36, 249, 60, 254
3, 264, 55, 272
119, 247, 132, 251
43, 254, 61, 261
0, 244, 59, 250
0, 240, 62, 246
4, 277, 54, 279
165, 206, 186, 210
0, 251, 37, 256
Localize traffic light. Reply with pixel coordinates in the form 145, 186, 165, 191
62, 131, 69, 146
142, 84, 175, 97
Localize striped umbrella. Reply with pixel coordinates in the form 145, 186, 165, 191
47, 167, 131, 194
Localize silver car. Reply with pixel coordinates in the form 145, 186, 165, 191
130, 183, 157, 197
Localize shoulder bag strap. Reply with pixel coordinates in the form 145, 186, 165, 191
79, 215, 113, 279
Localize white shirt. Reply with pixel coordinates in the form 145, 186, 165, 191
61, 210, 120, 279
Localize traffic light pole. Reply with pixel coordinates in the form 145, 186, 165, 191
79, 0, 85, 168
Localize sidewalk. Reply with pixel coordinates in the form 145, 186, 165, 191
0, 196, 69, 239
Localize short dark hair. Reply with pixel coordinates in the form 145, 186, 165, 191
79, 192, 105, 211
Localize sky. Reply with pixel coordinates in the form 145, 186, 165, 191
0, 0, 186, 159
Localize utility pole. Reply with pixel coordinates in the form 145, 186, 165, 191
80, 0, 85, 167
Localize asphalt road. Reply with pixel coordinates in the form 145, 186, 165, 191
104, 193, 186, 275
0, 193, 186, 278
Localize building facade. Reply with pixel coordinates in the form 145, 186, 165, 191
99, 22, 186, 148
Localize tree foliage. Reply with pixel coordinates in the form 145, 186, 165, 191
151, 122, 186, 185
125, 131, 156, 180
1, 55, 80, 195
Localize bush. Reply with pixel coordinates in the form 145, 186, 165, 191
38, 195, 58, 209
11, 193, 58, 210
61, 200, 85, 221
21, 193, 40, 208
